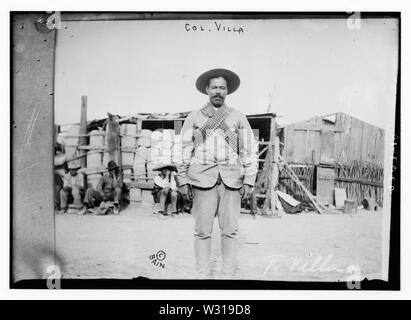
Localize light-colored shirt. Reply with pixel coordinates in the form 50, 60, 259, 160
63, 172, 84, 190
97, 173, 122, 196
154, 172, 177, 190
177, 103, 258, 188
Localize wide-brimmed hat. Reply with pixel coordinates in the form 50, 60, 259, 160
107, 160, 119, 171
95, 201, 114, 215
68, 161, 81, 170
195, 68, 240, 95
152, 163, 177, 172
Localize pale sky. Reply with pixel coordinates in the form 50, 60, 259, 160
55, 18, 398, 129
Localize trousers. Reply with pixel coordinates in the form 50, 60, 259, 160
192, 180, 241, 278
60, 186, 84, 209
84, 187, 122, 207
155, 187, 178, 214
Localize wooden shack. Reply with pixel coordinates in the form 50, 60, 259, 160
278, 112, 385, 206
279, 112, 385, 166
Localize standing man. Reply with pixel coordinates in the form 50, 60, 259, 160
177, 68, 258, 278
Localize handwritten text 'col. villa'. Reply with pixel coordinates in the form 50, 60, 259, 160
185, 21, 244, 34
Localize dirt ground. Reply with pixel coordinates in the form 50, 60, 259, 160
55, 191, 383, 282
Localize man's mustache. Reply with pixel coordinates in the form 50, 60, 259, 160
213, 95, 223, 99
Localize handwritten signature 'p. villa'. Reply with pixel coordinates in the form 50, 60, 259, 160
185, 21, 244, 34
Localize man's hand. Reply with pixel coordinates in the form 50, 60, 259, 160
240, 184, 253, 200
75, 184, 84, 191
179, 184, 193, 201
117, 176, 123, 188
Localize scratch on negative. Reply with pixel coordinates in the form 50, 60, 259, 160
17, 162, 39, 176
16, 107, 40, 165
23, 107, 40, 145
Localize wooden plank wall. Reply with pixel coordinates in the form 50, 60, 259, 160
284, 116, 322, 164
283, 113, 385, 166
336, 113, 384, 165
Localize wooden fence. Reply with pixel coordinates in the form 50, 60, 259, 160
335, 160, 384, 206
278, 160, 384, 207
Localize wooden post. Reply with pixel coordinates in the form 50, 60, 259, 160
272, 135, 284, 215
261, 147, 273, 216
117, 130, 123, 179
268, 115, 275, 216
107, 113, 120, 162
260, 115, 277, 216
79, 95, 88, 168
106, 113, 123, 205
79, 95, 88, 190
269, 114, 280, 216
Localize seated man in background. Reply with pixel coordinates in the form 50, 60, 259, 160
84, 160, 123, 215
54, 172, 64, 212
152, 164, 179, 216
59, 161, 86, 215
54, 150, 67, 212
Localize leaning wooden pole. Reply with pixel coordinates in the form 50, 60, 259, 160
117, 129, 123, 182
107, 113, 120, 162
260, 114, 278, 216
278, 154, 324, 214
79, 95, 88, 169
272, 135, 284, 215
261, 146, 273, 216
269, 114, 279, 216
